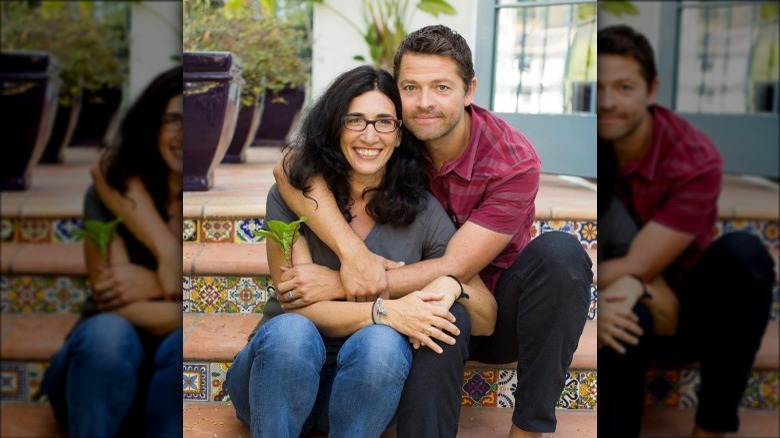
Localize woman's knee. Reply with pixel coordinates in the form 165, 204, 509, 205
253, 313, 325, 362
69, 314, 141, 357
154, 329, 183, 368
340, 325, 412, 375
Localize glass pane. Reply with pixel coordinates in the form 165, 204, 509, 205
493, 2, 597, 114
676, 2, 779, 113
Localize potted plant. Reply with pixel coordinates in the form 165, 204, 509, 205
314, 0, 456, 70
1, 1, 127, 163
184, 0, 309, 162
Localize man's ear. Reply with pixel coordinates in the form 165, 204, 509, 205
464, 77, 477, 106
647, 77, 660, 106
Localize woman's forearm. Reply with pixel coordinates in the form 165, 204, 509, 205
109, 301, 182, 337
289, 301, 372, 338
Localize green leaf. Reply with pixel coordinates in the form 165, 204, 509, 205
598, 0, 639, 17
73, 216, 124, 263
252, 216, 307, 266
417, 0, 456, 17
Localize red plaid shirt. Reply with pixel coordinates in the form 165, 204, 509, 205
424, 103, 541, 292
615, 104, 722, 276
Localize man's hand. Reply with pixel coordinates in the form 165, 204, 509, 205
276, 263, 344, 309
340, 246, 404, 302
92, 263, 162, 310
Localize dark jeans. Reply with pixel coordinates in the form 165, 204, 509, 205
597, 198, 774, 437
396, 231, 593, 436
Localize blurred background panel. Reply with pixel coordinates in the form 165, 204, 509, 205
1, 2, 181, 437
598, 2, 779, 437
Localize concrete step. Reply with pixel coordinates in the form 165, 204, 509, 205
182, 402, 597, 438
640, 408, 780, 437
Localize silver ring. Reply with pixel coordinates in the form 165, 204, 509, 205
287, 291, 293, 301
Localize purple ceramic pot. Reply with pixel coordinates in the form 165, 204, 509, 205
252, 85, 305, 146
1, 51, 60, 190
222, 94, 265, 163
183, 51, 244, 191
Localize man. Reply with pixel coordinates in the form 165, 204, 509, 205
273, 25, 592, 437
596, 25, 774, 438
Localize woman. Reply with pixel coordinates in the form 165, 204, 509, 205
224, 65, 497, 438
41, 66, 183, 437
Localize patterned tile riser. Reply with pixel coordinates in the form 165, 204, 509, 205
5, 359, 777, 411
0, 276, 89, 314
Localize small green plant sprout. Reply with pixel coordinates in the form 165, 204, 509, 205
252, 216, 307, 267
74, 217, 124, 264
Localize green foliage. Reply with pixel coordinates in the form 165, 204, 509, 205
252, 216, 307, 267
598, 0, 638, 18
183, 0, 309, 107
0, 1, 127, 106
74, 217, 124, 264
317, 0, 456, 69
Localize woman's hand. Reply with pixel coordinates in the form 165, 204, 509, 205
597, 275, 645, 354
92, 263, 163, 310
383, 291, 460, 354
275, 263, 344, 309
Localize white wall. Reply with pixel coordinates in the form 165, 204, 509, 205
598, 1, 661, 53
128, 1, 182, 103
310, 0, 477, 100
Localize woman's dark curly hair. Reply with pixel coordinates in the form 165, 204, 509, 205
100, 65, 182, 220
283, 65, 429, 226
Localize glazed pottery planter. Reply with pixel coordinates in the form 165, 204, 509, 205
183, 51, 244, 191
69, 85, 123, 147
252, 85, 305, 146
38, 94, 81, 163
222, 94, 265, 163
0, 51, 60, 190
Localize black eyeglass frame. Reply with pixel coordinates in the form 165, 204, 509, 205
342, 116, 402, 133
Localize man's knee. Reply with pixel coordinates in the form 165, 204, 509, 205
708, 232, 774, 285
526, 231, 593, 283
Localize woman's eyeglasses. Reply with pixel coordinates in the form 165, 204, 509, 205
342, 116, 402, 133
160, 113, 182, 131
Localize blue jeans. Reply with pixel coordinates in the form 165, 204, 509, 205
225, 313, 412, 438
42, 313, 182, 438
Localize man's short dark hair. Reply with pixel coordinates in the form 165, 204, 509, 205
598, 25, 657, 89
393, 25, 474, 92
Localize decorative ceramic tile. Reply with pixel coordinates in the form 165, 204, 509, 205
1, 362, 27, 402
721, 219, 760, 236
189, 277, 227, 313
644, 369, 680, 408
556, 371, 579, 409
182, 277, 191, 312
52, 218, 82, 243
1, 276, 10, 313
183, 219, 197, 242
741, 370, 779, 410
529, 221, 540, 239
771, 284, 779, 321
183, 363, 209, 401
761, 221, 779, 244
578, 221, 598, 250
26, 361, 47, 401
210, 362, 231, 402
1, 219, 15, 242
235, 219, 265, 243
18, 219, 51, 243
496, 370, 517, 408
6, 276, 49, 313
578, 371, 598, 409
539, 220, 577, 236
588, 285, 598, 320
41, 276, 87, 313
225, 277, 266, 313
678, 369, 699, 409
461, 370, 498, 407
200, 220, 234, 243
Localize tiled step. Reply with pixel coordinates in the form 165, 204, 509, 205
0, 403, 64, 438
181, 313, 598, 369
640, 408, 780, 437
1, 243, 85, 275
182, 402, 597, 438
181, 314, 598, 409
